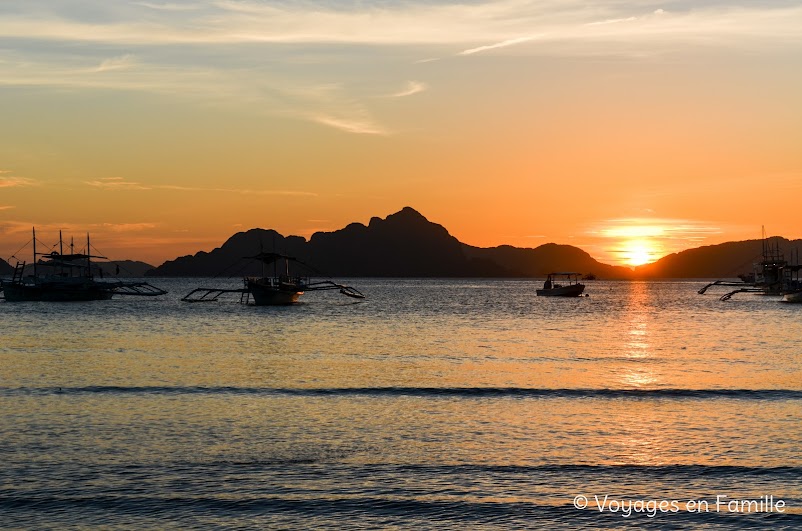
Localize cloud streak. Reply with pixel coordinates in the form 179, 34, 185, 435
2, 2, 801, 136
0, 173, 37, 188
85, 177, 317, 196
0, 2, 799, 48
458, 36, 538, 56
591, 218, 723, 241
386, 81, 427, 98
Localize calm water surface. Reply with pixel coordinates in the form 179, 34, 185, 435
1, 279, 800, 529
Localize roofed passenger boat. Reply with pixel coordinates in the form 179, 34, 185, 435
698, 231, 801, 302
0, 228, 167, 302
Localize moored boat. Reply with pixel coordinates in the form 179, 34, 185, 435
1, 228, 167, 302
182, 252, 364, 305
698, 230, 801, 302
536, 272, 586, 297
781, 291, 802, 303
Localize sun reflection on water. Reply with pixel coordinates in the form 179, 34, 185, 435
620, 282, 659, 387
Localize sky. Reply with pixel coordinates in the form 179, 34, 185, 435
1, 0, 801, 267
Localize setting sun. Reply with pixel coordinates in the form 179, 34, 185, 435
621, 239, 659, 267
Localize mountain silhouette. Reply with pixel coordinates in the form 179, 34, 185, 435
464, 243, 632, 278
1, 259, 157, 279
0, 257, 12, 277
148, 207, 628, 278
634, 237, 802, 278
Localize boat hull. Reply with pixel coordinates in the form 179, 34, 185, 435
247, 280, 303, 305
782, 291, 802, 303
536, 283, 586, 297
1, 282, 114, 302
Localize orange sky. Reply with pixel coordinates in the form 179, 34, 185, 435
1, 2, 800, 266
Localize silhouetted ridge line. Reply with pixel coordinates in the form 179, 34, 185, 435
8, 386, 802, 400
635, 235, 802, 278
147, 207, 633, 278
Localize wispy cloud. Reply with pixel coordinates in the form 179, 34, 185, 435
2, 2, 801, 135
0, 205, 15, 211
586, 17, 638, 27
286, 83, 388, 134
85, 178, 317, 196
0, 220, 159, 237
311, 114, 388, 135
1, 2, 799, 47
458, 36, 538, 56
134, 2, 200, 11
94, 54, 137, 72
0, 173, 37, 188
386, 81, 427, 98
85, 177, 151, 190
582, 217, 726, 264
591, 218, 723, 241
157, 185, 317, 196
100, 222, 159, 232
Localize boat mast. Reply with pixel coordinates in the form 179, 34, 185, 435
60, 230, 64, 277
272, 233, 277, 279
32, 227, 37, 277
87, 233, 91, 278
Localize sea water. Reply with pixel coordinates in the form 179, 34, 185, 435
1, 279, 800, 529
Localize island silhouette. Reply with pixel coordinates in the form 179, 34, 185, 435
145, 207, 800, 279
3, 208, 798, 279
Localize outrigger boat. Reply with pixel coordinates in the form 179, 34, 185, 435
0, 228, 167, 302
698, 232, 801, 302
181, 252, 364, 305
536, 272, 586, 297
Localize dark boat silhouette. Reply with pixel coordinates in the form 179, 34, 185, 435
536, 272, 586, 297
182, 252, 364, 305
698, 229, 802, 301
0, 228, 167, 302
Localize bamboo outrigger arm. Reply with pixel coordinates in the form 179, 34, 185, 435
181, 287, 249, 303
111, 282, 169, 296
305, 280, 366, 299
698, 279, 753, 294
719, 287, 765, 301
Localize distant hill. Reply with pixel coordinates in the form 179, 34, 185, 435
101, 260, 157, 278
464, 243, 633, 279
634, 237, 802, 278
2, 259, 156, 279
148, 207, 627, 278
0, 257, 13, 277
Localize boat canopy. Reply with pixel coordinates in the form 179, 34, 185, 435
39, 251, 108, 261
244, 252, 296, 264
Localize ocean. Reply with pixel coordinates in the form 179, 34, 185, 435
1, 279, 800, 529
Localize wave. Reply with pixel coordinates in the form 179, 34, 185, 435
1, 493, 799, 527
386, 463, 802, 480
3, 386, 802, 400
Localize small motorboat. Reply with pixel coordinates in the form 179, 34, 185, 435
536, 272, 586, 297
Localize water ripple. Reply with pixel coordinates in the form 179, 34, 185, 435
3, 386, 802, 400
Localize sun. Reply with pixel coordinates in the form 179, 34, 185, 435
622, 240, 657, 267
